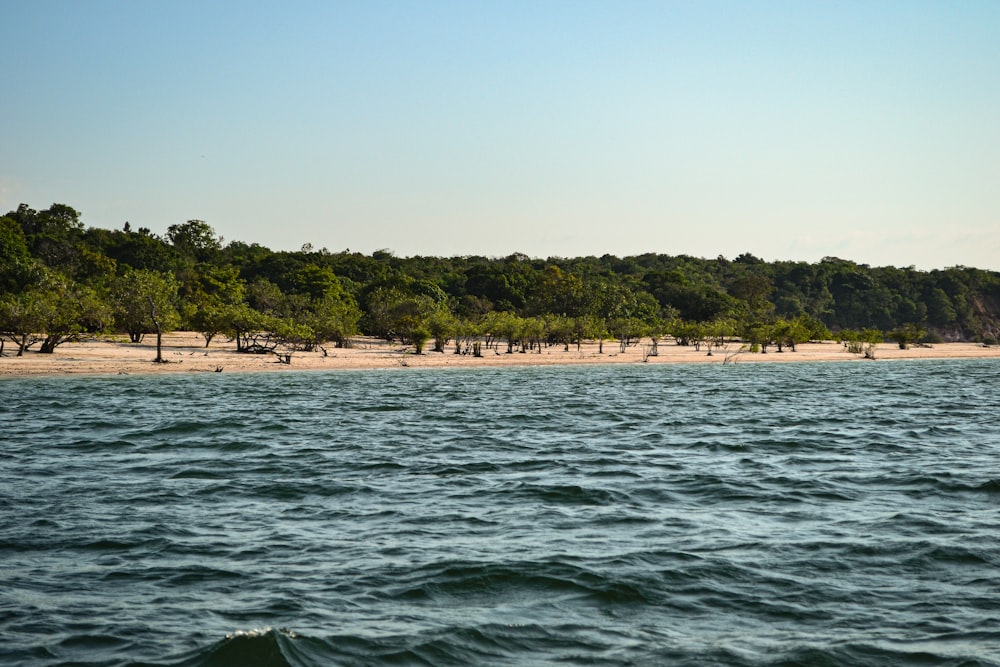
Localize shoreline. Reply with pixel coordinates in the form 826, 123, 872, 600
1, 332, 998, 378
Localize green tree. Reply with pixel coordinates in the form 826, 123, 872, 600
889, 323, 926, 350
545, 315, 575, 352
670, 320, 701, 347
9, 203, 86, 274
772, 317, 815, 352
110, 269, 181, 344
31, 274, 111, 353
484, 311, 523, 354
609, 316, 649, 353
426, 307, 459, 353
190, 301, 229, 348
925, 287, 957, 327
703, 317, 736, 356
841, 328, 883, 358
0, 216, 40, 292
219, 303, 273, 353
575, 315, 609, 353
166, 220, 223, 262
0, 291, 44, 355
527, 265, 586, 317
298, 292, 362, 349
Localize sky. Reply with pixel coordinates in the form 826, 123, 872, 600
2, 1, 999, 270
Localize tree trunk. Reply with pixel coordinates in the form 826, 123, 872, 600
39, 336, 58, 353
148, 296, 164, 363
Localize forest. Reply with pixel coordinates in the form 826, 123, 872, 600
2, 202, 1000, 357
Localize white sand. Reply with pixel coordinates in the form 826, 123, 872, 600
1, 332, 997, 377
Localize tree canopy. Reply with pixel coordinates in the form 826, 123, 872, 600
2, 202, 999, 356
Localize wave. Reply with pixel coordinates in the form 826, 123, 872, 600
133, 626, 1000, 667
6, 361, 1000, 666
157, 628, 314, 667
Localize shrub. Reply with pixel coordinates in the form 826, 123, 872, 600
920, 331, 944, 345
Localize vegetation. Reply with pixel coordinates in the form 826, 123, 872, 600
2, 202, 1000, 360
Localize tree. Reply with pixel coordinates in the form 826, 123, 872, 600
9, 203, 85, 273
409, 325, 430, 354
0, 291, 44, 355
545, 315, 575, 352
520, 316, 545, 353
608, 317, 648, 353
769, 317, 813, 352
426, 308, 459, 353
889, 323, 926, 350
671, 320, 701, 348
388, 295, 441, 350
703, 318, 736, 356
190, 301, 228, 348
463, 256, 535, 311
527, 265, 586, 317
453, 317, 483, 356
925, 287, 957, 327
30, 274, 111, 353
484, 311, 523, 354
0, 216, 40, 292
841, 328, 883, 359
359, 276, 447, 345
748, 324, 772, 353
110, 269, 181, 343
220, 303, 273, 353
292, 264, 341, 300
297, 292, 362, 349
166, 220, 223, 262
574, 315, 608, 353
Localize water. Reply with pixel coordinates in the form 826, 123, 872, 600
2, 359, 999, 666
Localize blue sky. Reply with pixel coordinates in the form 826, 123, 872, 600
3, 1, 998, 269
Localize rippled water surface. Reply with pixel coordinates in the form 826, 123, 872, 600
2, 359, 1000, 666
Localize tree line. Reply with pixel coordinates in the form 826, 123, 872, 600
2, 202, 999, 358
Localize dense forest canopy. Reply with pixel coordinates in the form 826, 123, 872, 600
2, 203, 999, 356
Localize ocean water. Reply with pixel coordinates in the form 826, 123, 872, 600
1, 359, 999, 666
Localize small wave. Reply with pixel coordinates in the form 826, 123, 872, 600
356, 404, 409, 412
161, 627, 314, 667
867, 473, 1000, 498
160, 623, 645, 667
505, 482, 630, 506
973, 479, 1000, 494
766, 640, 1000, 667
902, 543, 997, 568
164, 565, 245, 587
426, 461, 502, 476
171, 469, 228, 480
385, 559, 656, 607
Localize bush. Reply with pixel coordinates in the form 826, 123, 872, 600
920, 331, 945, 345
889, 324, 925, 350
410, 327, 429, 354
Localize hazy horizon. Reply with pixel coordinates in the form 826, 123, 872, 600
3, 1, 998, 271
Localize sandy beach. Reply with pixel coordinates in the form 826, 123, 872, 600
1, 332, 997, 377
